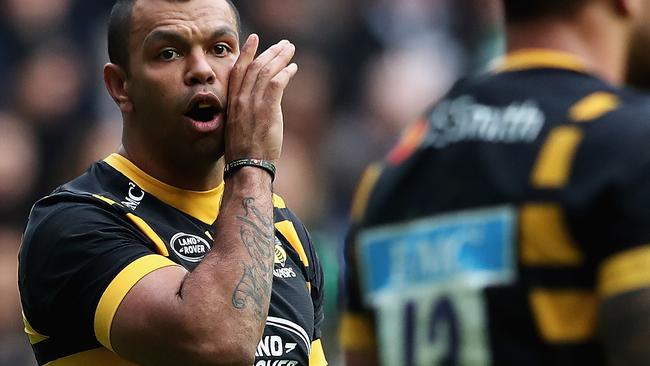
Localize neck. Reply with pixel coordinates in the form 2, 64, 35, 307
506, 6, 630, 85
117, 144, 224, 191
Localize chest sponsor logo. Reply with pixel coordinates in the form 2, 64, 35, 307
122, 182, 144, 210
273, 238, 296, 279
255, 335, 298, 366
256, 316, 311, 365
170, 232, 211, 262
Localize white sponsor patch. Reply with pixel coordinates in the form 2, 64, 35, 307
273, 238, 297, 278
122, 182, 144, 210
170, 232, 211, 262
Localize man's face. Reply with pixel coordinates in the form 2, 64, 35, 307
125, 0, 240, 165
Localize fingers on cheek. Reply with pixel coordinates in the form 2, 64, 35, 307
263, 80, 284, 104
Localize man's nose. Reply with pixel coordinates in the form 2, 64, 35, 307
184, 51, 216, 86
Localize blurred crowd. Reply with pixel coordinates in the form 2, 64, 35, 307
0, 0, 503, 364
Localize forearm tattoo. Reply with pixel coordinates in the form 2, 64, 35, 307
231, 197, 274, 320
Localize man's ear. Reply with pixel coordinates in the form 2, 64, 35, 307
104, 63, 133, 113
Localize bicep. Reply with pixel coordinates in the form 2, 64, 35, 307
109, 262, 192, 365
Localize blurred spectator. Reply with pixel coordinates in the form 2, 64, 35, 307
365, 0, 454, 43
275, 131, 327, 226
0, 227, 34, 366
14, 41, 85, 125
240, 0, 313, 43
0, 113, 38, 228
12, 41, 95, 195
282, 49, 332, 149
363, 38, 461, 140
74, 117, 122, 176
324, 39, 461, 227
0, 0, 75, 106
4, 0, 73, 42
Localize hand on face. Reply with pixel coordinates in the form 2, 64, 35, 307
224, 34, 298, 166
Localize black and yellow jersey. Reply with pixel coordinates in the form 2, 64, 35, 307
19, 153, 327, 366
340, 49, 650, 365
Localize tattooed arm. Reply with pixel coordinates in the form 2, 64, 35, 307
108, 169, 275, 366
231, 196, 274, 320
108, 35, 297, 366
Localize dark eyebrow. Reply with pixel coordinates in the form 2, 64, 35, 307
211, 27, 239, 43
143, 30, 189, 49
142, 27, 239, 49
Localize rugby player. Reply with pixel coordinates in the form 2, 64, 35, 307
18, 0, 327, 365
341, 0, 650, 365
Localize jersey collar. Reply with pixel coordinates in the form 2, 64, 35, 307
104, 153, 223, 224
493, 48, 589, 74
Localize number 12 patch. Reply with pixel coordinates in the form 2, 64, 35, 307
357, 206, 517, 366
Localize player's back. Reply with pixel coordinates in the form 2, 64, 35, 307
345, 50, 650, 365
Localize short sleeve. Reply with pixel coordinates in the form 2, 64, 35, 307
18, 201, 176, 350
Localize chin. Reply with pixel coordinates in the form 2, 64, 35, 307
191, 135, 225, 163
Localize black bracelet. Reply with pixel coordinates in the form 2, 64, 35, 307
224, 158, 276, 181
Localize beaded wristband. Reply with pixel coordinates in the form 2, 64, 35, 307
224, 158, 276, 181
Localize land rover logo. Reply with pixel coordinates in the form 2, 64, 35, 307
170, 232, 211, 262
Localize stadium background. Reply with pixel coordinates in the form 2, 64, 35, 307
0, 0, 503, 364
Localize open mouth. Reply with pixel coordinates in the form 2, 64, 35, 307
185, 102, 221, 122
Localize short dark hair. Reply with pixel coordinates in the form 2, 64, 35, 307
107, 0, 241, 75
502, 0, 591, 22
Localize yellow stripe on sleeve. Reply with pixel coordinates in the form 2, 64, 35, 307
94, 254, 179, 351
531, 126, 583, 188
338, 312, 376, 351
598, 245, 650, 299
529, 289, 597, 343
309, 339, 328, 366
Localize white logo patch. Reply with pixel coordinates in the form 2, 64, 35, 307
170, 232, 211, 262
273, 238, 297, 278
122, 182, 144, 210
